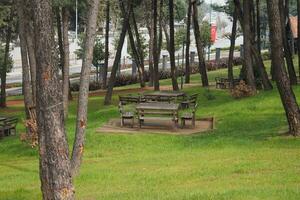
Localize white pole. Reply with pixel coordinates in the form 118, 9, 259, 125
75, 0, 78, 42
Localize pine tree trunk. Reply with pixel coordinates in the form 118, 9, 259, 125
185, 0, 192, 84
103, 0, 110, 89
0, 5, 13, 108
25, 24, 37, 105
169, 0, 179, 90
147, 24, 154, 87
298, 0, 300, 78
121, 2, 145, 88
279, 0, 297, 85
31, 0, 74, 198
256, 0, 261, 52
62, 7, 71, 119
131, 9, 146, 83
104, 6, 130, 105
153, 0, 160, 90
158, 0, 163, 58
243, 0, 256, 90
228, 7, 237, 87
17, 0, 34, 116
235, 0, 272, 90
191, 0, 209, 87
71, 0, 101, 175
267, 0, 300, 136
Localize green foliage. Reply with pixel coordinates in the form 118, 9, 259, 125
174, 27, 186, 51
92, 37, 105, 66
127, 33, 149, 59
0, 46, 13, 74
75, 34, 105, 66
200, 21, 212, 48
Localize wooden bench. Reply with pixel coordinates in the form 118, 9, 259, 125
181, 103, 198, 128
118, 102, 135, 127
181, 93, 198, 109
136, 103, 179, 128
0, 117, 18, 137
119, 95, 141, 105
215, 77, 228, 89
216, 77, 242, 89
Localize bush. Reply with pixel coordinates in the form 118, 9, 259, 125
230, 81, 256, 99
70, 57, 244, 92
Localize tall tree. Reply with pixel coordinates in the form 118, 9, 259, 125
32, 0, 74, 198
267, 0, 300, 136
32, 0, 101, 197
191, 0, 209, 87
279, 0, 297, 85
298, 0, 300, 78
71, 0, 101, 175
169, 0, 179, 90
62, 7, 71, 119
243, 0, 256, 90
104, 2, 131, 105
153, 0, 160, 90
228, 7, 237, 87
103, 0, 110, 89
131, 7, 146, 84
16, 0, 34, 116
0, 4, 13, 108
185, 0, 192, 84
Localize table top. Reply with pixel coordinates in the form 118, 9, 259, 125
144, 91, 186, 97
136, 102, 180, 111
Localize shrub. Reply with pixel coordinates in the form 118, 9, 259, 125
230, 81, 256, 99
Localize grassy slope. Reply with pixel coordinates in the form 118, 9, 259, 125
1, 61, 300, 199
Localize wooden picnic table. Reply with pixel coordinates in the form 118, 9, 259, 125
136, 102, 180, 128
143, 91, 186, 102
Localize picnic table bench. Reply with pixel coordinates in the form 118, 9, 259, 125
0, 117, 18, 138
215, 77, 241, 89
136, 102, 180, 128
143, 91, 186, 102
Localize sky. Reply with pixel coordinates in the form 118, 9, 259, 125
204, 0, 226, 5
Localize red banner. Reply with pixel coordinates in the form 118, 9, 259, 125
211, 25, 217, 43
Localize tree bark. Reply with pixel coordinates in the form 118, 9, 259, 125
104, 5, 130, 105
147, 24, 154, 87
256, 0, 261, 52
185, 0, 192, 84
243, 0, 256, 90
120, 2, 145, 88
131, 8, 146, 83
71, 0, 101, 175
25, 23, 37, 105
17, 0, 34, 116
31, 0, 74, 198
153, 0, 160, 90
62, 7, 71, 119
234, 0, 272, 90
191, 0, 209, 87
103, 0, 110, 89
0, 5, 13, 108
267, 0, 300, 136
169, 0, 179, 90
158, 0, 163, 58
228, 7, 237, 87
279, 0, 298, 85
298, 0, 300, 78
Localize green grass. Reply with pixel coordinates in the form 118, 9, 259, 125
1, 63, 300, 199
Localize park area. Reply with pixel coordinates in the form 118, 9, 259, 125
1, 62, 300, 199
1, 0, 300, 199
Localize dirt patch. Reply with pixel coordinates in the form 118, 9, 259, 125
97, 117, 214, 135
6, 99, 24, 106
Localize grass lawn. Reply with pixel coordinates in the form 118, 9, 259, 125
1, 62, 300, 199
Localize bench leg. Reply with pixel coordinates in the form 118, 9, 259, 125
131, 117, 134, 128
